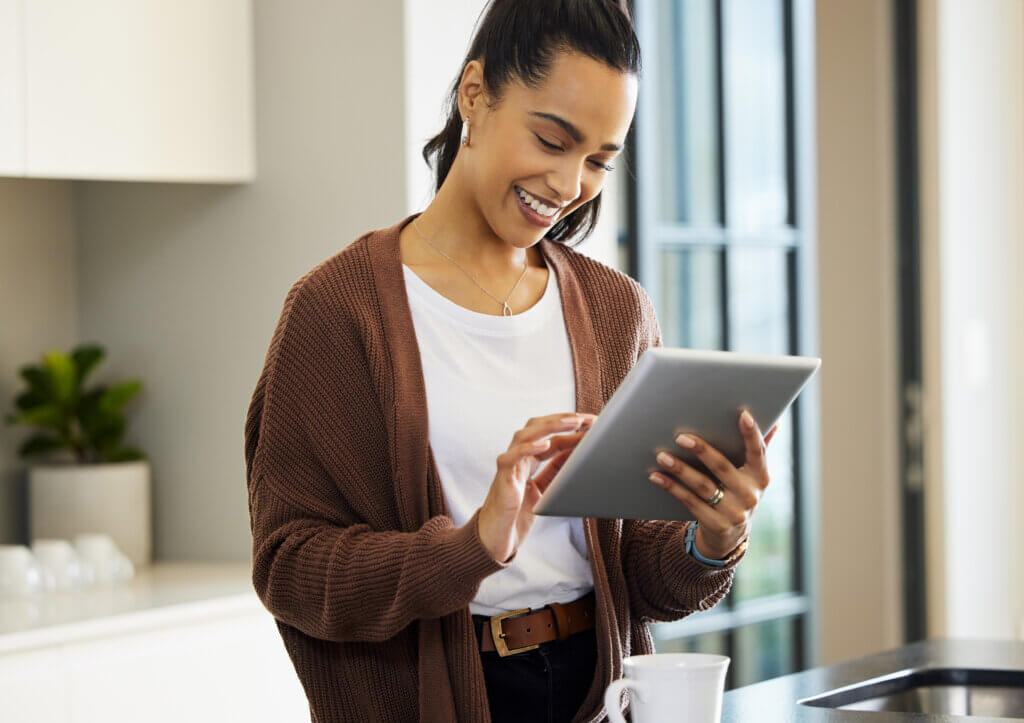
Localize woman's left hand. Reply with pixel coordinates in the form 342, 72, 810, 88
648, 409, 779, 560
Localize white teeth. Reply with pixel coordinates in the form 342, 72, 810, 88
517, 186, 558, 217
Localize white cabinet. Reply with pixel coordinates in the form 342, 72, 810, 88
0, 648, 69, 720
0, 564, 308, 722
2, 0, 254, 182
61, 610, 306, 722
0, 606, 307, 723
0, 0, 25, 175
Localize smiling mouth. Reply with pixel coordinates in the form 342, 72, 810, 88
515, 185, 562, 218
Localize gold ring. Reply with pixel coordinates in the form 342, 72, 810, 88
705, 487, 724, 507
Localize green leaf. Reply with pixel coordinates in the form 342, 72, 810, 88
71, 344, 106, 387
14, 388, 48, 410
103, 445, 146, 463
92, 416, 126, 451
18, 434, 66, 458
10, 404, 66, 431
76, 387, 107, 441
98, 380, 142, 413
42, 351, 77, 404
17, 365, 51, 402
11, 346, 146, 462
78, 386, 106, 411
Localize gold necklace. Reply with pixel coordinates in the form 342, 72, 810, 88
411, 218, 529, 317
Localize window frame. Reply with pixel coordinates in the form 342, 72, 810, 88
622, 0, 820, 687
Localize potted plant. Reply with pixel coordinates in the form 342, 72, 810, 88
4, 343, 151, 566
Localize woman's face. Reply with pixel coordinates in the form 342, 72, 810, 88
457, 50, 639, 247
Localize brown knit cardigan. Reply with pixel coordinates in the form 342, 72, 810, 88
244, 213, 743, 723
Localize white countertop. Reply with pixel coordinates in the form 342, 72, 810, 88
0, 561, 261, 654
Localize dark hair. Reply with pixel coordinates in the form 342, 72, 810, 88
421, 0, 641, 247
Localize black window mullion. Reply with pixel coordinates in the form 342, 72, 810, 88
624, 125, 639, 280
782, 0, 798, 228
713, 0, 727, 230
725, 629, 737, 689
794, 613, 807, 673
712, 1, 735, 624
719, 247, 731, 353
894, 0, 927, 644
782, 0, 808, 673
787, 247, 807, 672
712, 0, 729, 384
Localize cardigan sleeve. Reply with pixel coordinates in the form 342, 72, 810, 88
245, 276, 510, 643
248, 477, 507, 642
618, 281, 744, 623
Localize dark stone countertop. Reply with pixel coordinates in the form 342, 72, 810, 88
721, 637, 1024, 722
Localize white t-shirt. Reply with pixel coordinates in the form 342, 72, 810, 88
401, 262, 595, 617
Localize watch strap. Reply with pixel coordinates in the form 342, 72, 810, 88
684, 522, 748, 567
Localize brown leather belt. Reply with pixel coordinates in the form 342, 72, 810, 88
479, 592, 596, 657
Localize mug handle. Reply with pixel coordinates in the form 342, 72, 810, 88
604, 678, 646, 723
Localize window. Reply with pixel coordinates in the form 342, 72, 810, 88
621, 0, 817, 689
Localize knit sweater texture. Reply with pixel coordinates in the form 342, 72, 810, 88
243, 213, 744, 723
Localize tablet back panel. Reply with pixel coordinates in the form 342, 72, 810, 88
533, 347, 820, 521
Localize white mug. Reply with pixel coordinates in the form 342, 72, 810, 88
605, 653, 730, 723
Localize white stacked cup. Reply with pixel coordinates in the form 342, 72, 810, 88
0, 535, 134, 600
0, 544, 45, 599
30, 539, 87, 592
73, 533, 134, 585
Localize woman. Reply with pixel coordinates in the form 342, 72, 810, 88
244, 1, 776, 721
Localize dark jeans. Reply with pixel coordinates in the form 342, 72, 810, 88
473, 612, 599, 723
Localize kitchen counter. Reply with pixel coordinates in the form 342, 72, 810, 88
722, 638, 1024, 722
0, 561, 257, 653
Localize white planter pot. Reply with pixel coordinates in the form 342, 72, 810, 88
28, 461, 152, 566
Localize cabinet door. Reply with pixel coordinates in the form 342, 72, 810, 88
24, 0, 254, 182
62, 611, 308, 723
0, 647, 69, 721
0, 0, 25, 174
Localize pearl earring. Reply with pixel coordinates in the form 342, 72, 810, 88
460, 117, 470, 147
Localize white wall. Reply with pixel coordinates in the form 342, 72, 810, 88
813, 0, 1024, 656
404, 0, 487, 213
71, 0, 407, 560
814, 0, 904, 664
0, 180, 77, 543
918, 0, 1024, 640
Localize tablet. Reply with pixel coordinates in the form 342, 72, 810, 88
533, 347, 821, 521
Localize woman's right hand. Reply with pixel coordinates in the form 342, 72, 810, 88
477, 412, 597, 563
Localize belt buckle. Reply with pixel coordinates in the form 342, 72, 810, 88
490, 607, 539, 657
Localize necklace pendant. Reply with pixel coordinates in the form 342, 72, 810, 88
502, 301, 512, 317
